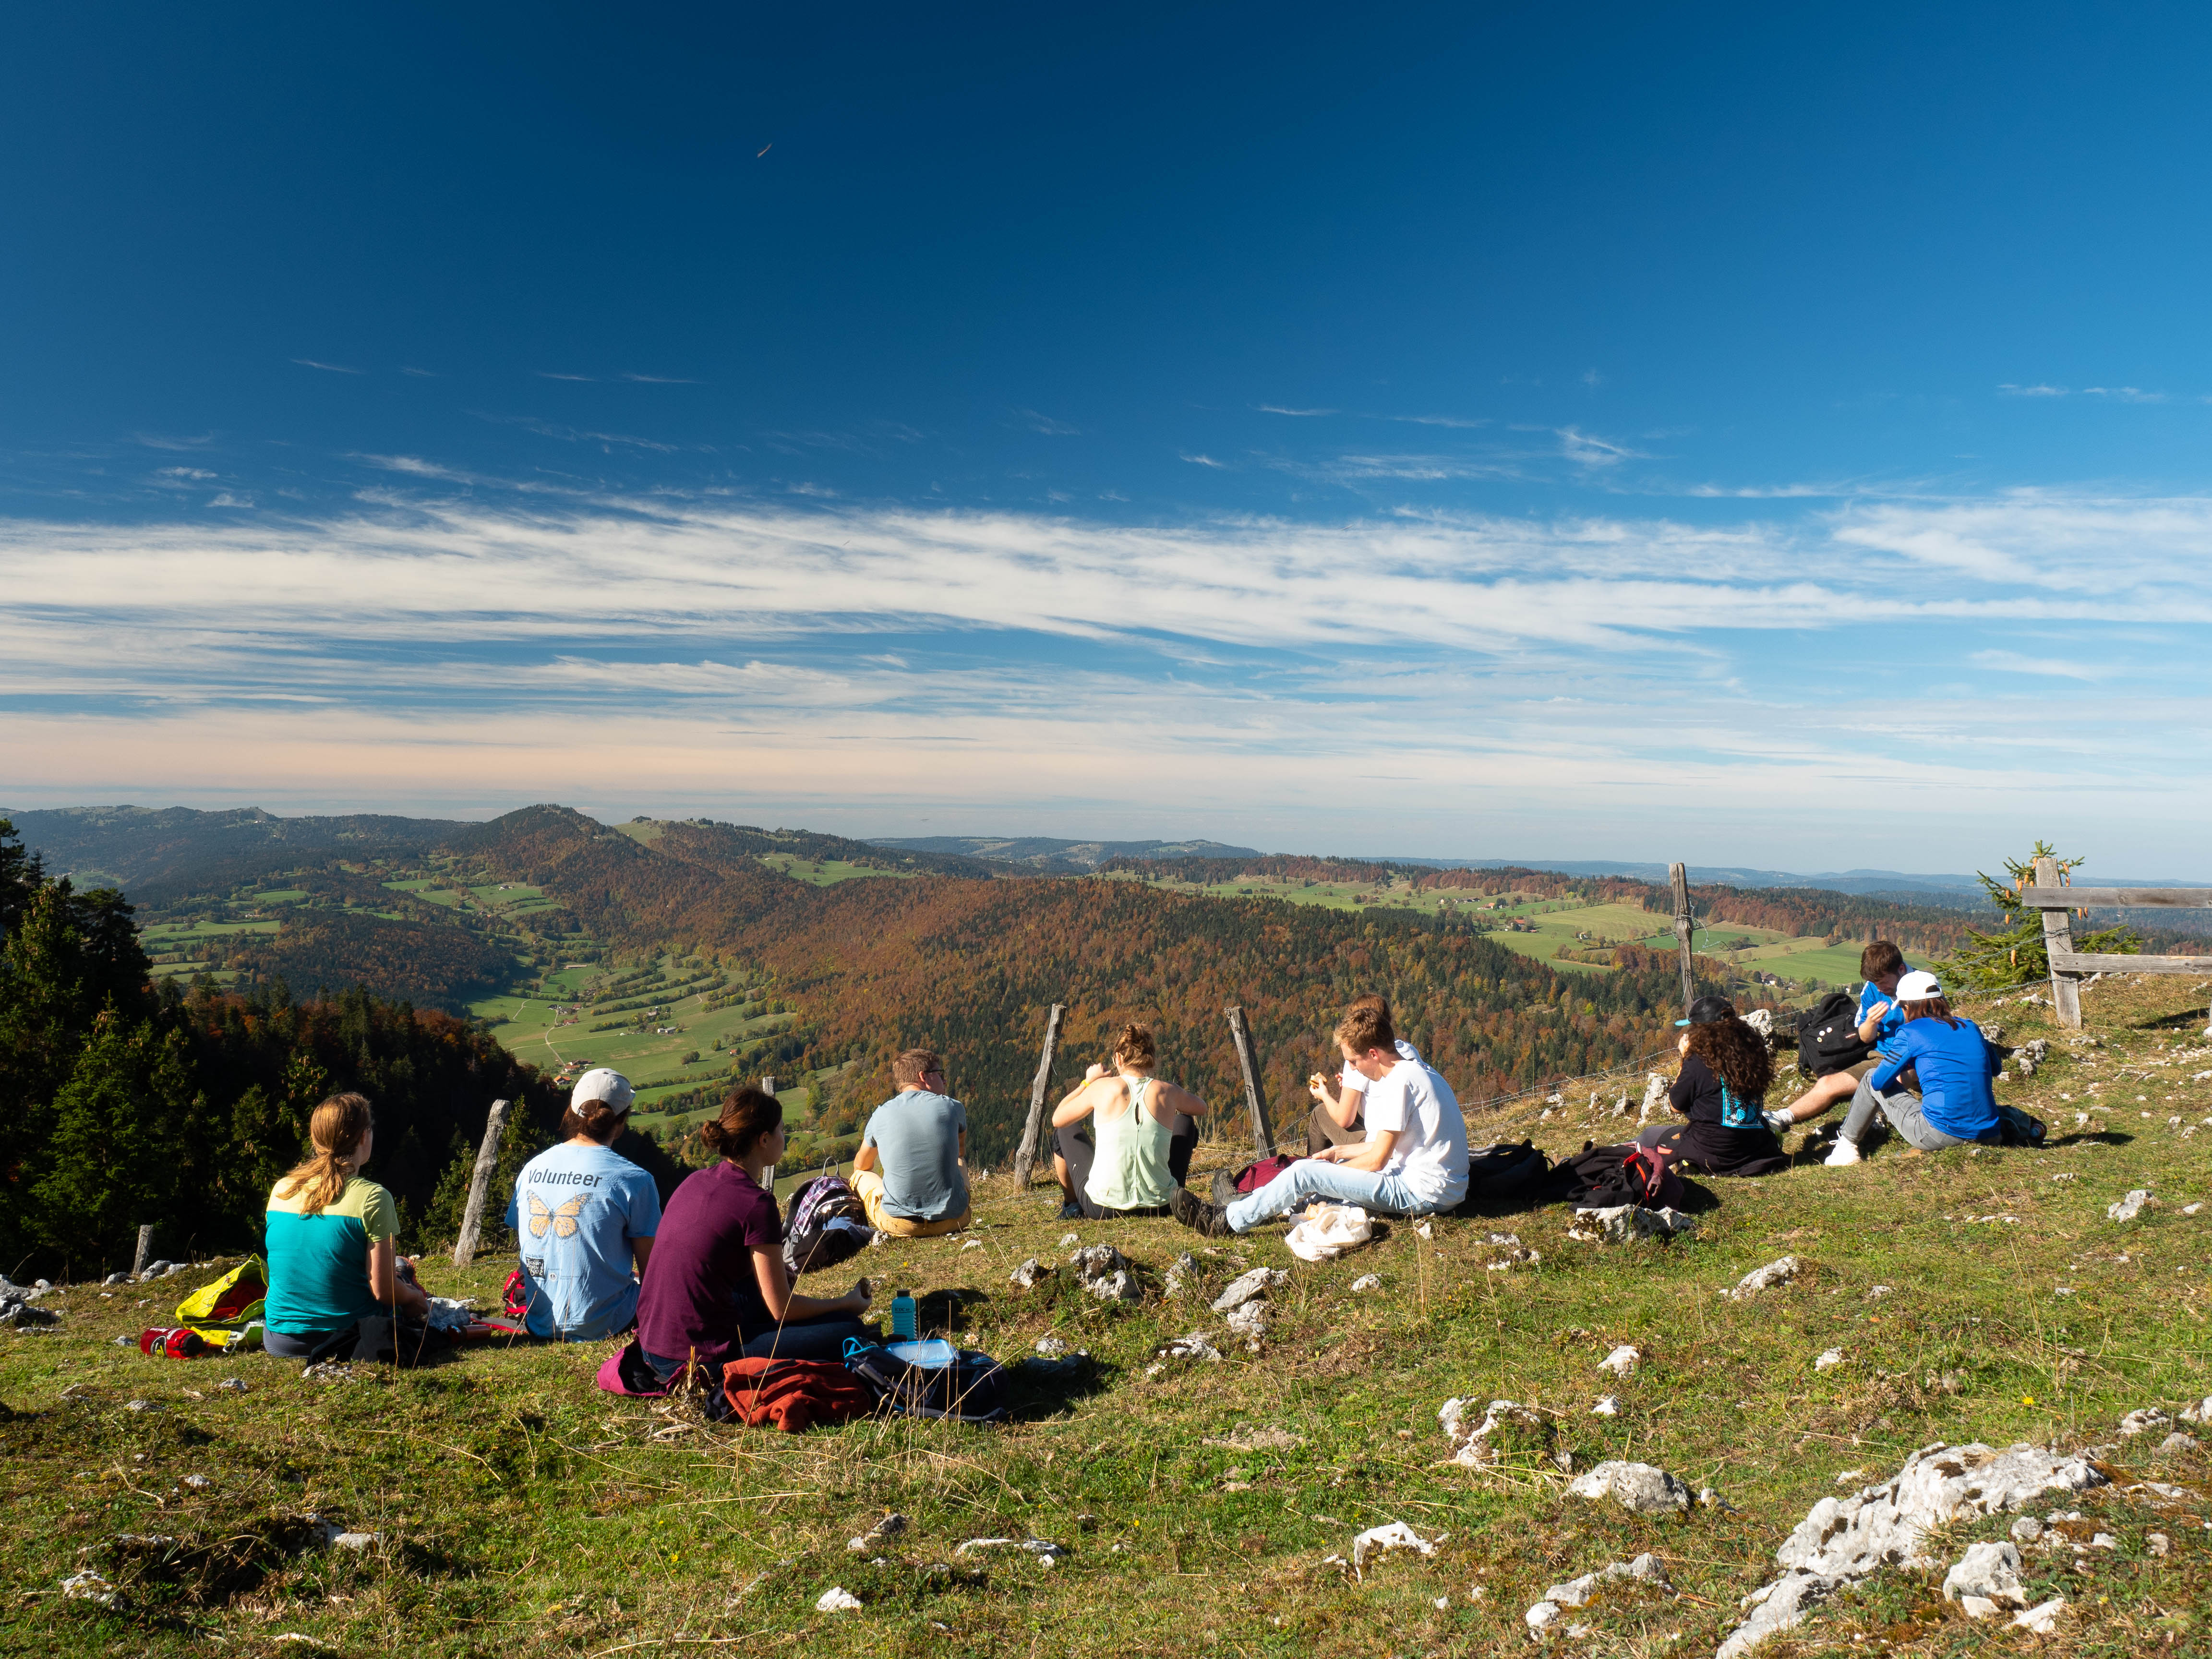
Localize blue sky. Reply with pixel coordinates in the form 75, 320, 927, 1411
4, 3, 2210, 871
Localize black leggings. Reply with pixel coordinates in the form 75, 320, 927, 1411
1055, 1116, 1198, 1220
267, 1314, 395, 1363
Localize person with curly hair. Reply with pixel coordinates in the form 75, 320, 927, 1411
1637, 996, 1790, 1178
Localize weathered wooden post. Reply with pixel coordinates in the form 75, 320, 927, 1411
1010, 1004, 1065, 1189
1225, 1004, 1274, 1157
132, 1224, 155, 1278
1669, 862, 1696, 1011
2034, 854, 2083, 1030
450, 1098, 511, 1267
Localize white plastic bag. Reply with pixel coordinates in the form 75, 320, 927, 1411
1285, 1203, 1372, 1263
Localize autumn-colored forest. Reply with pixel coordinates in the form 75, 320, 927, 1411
462, 809, 1732, 1163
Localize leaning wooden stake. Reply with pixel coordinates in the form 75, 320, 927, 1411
132, 1224, 155, 1278
1669, 862, 1697, 1012
1225, 1004, 1274, 1157
451, 1098, 511, 1267
1010, 1004, 1065, 1189
2035, 854, 2083, 1030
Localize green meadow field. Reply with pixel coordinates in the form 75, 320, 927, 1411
9, 973, 2209, 1657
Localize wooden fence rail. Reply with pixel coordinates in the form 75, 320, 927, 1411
2020, 855, 2212, 1029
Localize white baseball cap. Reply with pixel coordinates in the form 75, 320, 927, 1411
1893, 970, 1943, 1002
570, 1068, 635, 1115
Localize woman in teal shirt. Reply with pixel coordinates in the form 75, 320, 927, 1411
264, 1093, 428, 1360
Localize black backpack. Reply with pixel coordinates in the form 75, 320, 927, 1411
1797, 990, 1872, 1078
1553, 1140, 1687, 1210
846, 1344, 1010, 1425
1455, 1141, 1551, 1208
782, 1170, 876, 1279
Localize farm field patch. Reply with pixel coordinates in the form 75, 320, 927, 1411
757, 853, 914, 886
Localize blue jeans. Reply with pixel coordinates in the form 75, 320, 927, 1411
1225, 1160, 1434, 1232
1839, 1076, 1987, 1151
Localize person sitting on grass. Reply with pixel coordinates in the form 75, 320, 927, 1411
1636, 996, 1789, 1177
851, 1049, 971, 1238
1767, 940, 1912, 1133
1050, 1023, 1209, 1220
264, 1092, 429, 1363
1171, 1000, 1468, 1237
503, 1068, 661, 1341
1823, 971, 2004, 1165
1301, 992, 1425, 1155
636, 1086, 875, 1395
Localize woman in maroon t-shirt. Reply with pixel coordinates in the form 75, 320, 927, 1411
636, 1085, 874, 1388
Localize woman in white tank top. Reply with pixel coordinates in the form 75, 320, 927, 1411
1050, 1024, 1212, 1220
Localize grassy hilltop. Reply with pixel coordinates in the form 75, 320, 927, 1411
7, 974, 2209, 1657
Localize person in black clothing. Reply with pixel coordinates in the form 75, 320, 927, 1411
1636, 996, 1790, 1178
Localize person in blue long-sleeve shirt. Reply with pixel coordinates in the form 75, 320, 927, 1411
1824, 970, 2001, 1165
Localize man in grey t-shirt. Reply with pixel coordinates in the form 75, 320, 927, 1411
852, 1047, 971, 1238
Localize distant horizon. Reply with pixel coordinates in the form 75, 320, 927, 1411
11, 798, 2210, 887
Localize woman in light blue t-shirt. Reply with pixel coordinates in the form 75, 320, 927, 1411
505, 1069, 661, 1340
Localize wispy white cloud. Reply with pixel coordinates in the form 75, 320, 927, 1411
1015, 408, 1082, 435
1256, 405, 1337, 417
4, 483, 2207, 866
1556, 427, 1642, 468
1999, 382, 2170, 403
621, 373, 701, 384
291, 359, 364, 375
1970, 649, 2109, 681
537, 372, 596, 382
1180, 452, 1226, 468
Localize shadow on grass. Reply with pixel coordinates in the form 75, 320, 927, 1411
1003, 1352, 1116, 1422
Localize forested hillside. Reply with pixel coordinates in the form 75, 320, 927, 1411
1107, 854, 1992, 958
447, 809, 1734, 1163
0, 818, 576, 1276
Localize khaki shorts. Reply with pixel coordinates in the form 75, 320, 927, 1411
852, 1168, 970, 1238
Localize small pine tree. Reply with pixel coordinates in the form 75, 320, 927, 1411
1939, 841, 2140, 993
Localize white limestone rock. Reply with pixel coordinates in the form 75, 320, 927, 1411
1597, 1343, 1641, 1376
2118, 1407, 2173, 1436
1573, 1204, 1698, 1243
1726, 1255, 1801, 1299
1941, 1540, 2027, 1612
1715, 1443, 2105, 1659
2108, 1189, 2152, 1222
1211, 1266, 1287, 1313
1567, 1460, 1692, 1515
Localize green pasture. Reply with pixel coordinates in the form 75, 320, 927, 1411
9, 974, 2209, 1657
248, 889, 308, 904
759, 853, 914, 887
470, 980, 794, 1095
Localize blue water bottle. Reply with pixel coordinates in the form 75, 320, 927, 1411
890, 1288, 916, 1341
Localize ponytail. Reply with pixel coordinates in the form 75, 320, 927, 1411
274, 1092, 376, 1215
698, 1085, 781, 1163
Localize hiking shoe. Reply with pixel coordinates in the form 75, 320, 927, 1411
1209, 1168, 1239, 1209
1170, 1185, 1234, 1238
1057, 1200, 1083, 1221
1823, 1137, 1863, 1167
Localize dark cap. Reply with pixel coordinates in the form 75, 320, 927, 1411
1673, 995, 1734, 1029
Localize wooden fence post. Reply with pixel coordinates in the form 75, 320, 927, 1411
451, 1098, 511, 1267
1669, 862, 1697, 1011
1225, 1004, 1274, 1157
1010, 1004, 1065, 1189
2035, 854, 2083, 1030
132, 1224, 155, 1278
